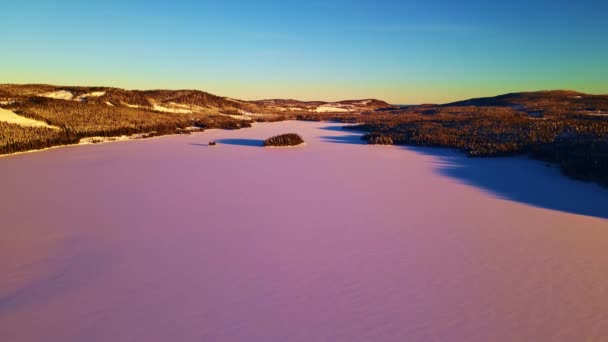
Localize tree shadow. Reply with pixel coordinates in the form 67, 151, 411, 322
319, 125, 359, 133
405, 146, 608, 220
193, 139, 264, 147
319, 127, 608, 219
319, 135, 365, 145
319, 125, 365, 145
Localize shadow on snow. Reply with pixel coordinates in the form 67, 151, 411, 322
319, 125, 365, 145
320, 125, 608, 219
192, 138, 264, 147
406, 146, 608, 220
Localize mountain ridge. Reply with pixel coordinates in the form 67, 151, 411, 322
0, 84, 393, 114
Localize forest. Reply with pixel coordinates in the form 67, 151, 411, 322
341, 105, 608, 186
263, 133, 305, 147
1, 85, 607, 186
0, 97, 256, 155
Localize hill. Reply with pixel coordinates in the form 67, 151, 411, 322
444, 90, 608, 117
0, 84, 393, 116
335, 90, 608, 186
0, 84, 390, 155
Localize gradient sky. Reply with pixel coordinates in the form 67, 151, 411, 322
2, 0, 607, 103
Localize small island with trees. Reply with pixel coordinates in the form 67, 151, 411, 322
263, 133, 305, 147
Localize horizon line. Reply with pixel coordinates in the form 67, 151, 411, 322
1, 82, 607, 106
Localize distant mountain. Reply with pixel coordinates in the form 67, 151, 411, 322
444, 90, 608, 114
250, 98, 393, 113
0, 84, 393, 115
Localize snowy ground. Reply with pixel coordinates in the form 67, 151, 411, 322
38, 90, 74, 100
0, 121, 607, 342
76, 91, 106, 101
314, 104, 351, 112
0, 107, 58, 129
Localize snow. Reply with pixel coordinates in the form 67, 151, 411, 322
222, 114, 252, 121
123, 102, 194, 113
38, 90, 105, 102
0, 107, 58, 129
76, 91, 106, 101
0, 121, 607, 341
314, 104, 351, 112
38, 90, 74, 100
152, 103, 192, 114
78, 132, 159, 145
79, 135, 134, 144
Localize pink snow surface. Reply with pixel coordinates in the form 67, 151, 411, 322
0, 120, 607, 341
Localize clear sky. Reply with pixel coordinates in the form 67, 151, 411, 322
2, 0, 607, 104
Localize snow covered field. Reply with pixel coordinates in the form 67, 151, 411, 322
0, 107, 58, 129
0, 121, 607, 341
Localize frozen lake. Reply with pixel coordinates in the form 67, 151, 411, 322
1, 120, 607, 341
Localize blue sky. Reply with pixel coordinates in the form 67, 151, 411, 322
2, 0, 607, 103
